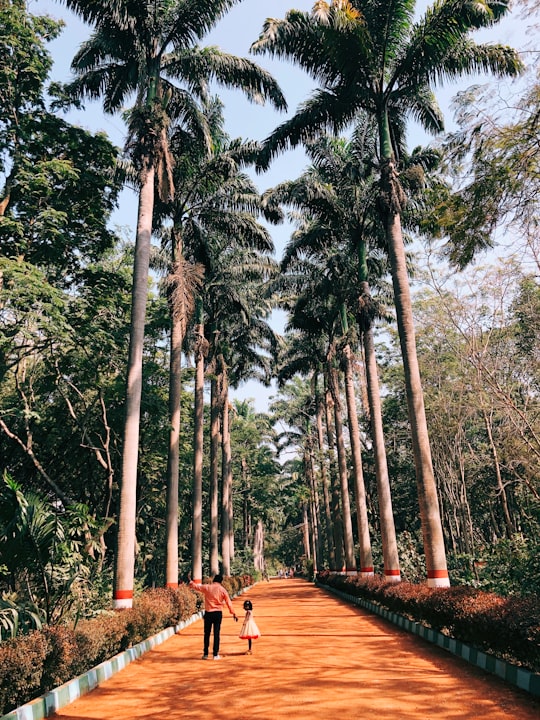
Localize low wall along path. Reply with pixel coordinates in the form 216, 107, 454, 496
29, 579, 540, 719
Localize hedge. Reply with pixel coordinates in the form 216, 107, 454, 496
0, 576, 253, 716
316, 571, 540, 672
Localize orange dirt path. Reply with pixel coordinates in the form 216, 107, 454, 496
54, 579, 540, 720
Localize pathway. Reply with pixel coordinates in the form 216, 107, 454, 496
54, 579, 540, 720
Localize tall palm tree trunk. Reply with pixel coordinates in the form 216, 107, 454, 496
253, 519, 265, 572
302, 502, 311, 560
328, 363, 356, 574
241, 457, 251, 548
209, 376, 221, 576
191, 315, 206, 582
362, 319, 400, 581
324, 385, 345, 571
228, 441, 235, 562
306, 439, 320, 573
114, 165, 155, 609
164, 233, 188, 589
381, 157, 449, 587
302, 446, 313, 564
164, 314, 183, 588
342, 342, 373, 577
220, 366, 232, 576
224, 392, 234, 565
316, 394, 335, 568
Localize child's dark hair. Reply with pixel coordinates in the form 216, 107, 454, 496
243, 599, 253, 611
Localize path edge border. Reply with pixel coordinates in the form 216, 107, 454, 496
317, 582, 540, 698
1, 587, 251, 720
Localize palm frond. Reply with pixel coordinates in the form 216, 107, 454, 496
166, 46, 287, 110
257, 87, 361, 170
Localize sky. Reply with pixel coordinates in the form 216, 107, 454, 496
29, 0, 531, 411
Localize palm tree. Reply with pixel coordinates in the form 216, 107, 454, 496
252, 0, 522, 586
162, 244, 203, 588
269, 135, 389, 576
304, 431, 322, 572
324, 379, 345, 571
191, 298, 208, 583
209, 374, 221, 576
206, 250, 278, 576
276, 335, 336, 568
155, 100, 267, 584
62, 0, 286, 607
299, 130, 403, 580
278, 263, 355, 571
314, 378, 335, 568
327, 345, 357, 573
165, 135, 278, 578
269, 374, 327, 569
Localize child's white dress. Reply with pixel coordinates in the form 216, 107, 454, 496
239, 609, 260, 639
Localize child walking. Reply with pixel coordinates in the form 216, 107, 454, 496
239, 599, 260, 655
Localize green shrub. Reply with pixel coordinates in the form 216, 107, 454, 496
73, 611, 129, 669
125, 589, 178, 645
172, 584, 199, 620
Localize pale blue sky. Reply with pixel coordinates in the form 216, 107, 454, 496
29, 0, 530, 410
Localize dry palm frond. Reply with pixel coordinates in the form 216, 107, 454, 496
165, 258, 205, 324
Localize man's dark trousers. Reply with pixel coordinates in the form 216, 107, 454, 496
203, 610, 223, 657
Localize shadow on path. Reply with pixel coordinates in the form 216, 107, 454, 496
54, 579, 540, 720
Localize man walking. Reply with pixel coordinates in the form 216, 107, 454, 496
189, 574, 238, 659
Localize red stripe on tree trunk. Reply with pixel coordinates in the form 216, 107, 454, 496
427, 570, 449, 579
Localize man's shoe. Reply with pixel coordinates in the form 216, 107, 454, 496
213, 655, 222, 660
201, 655, 208, 660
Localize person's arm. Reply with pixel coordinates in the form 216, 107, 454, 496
189, 580, 205, 592
223, 589, 238, 620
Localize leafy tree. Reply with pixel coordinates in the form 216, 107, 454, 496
381, 260, 540, 586
426, 69, 540, 268
0, 474, 103, 629
0, 2, 121, 285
